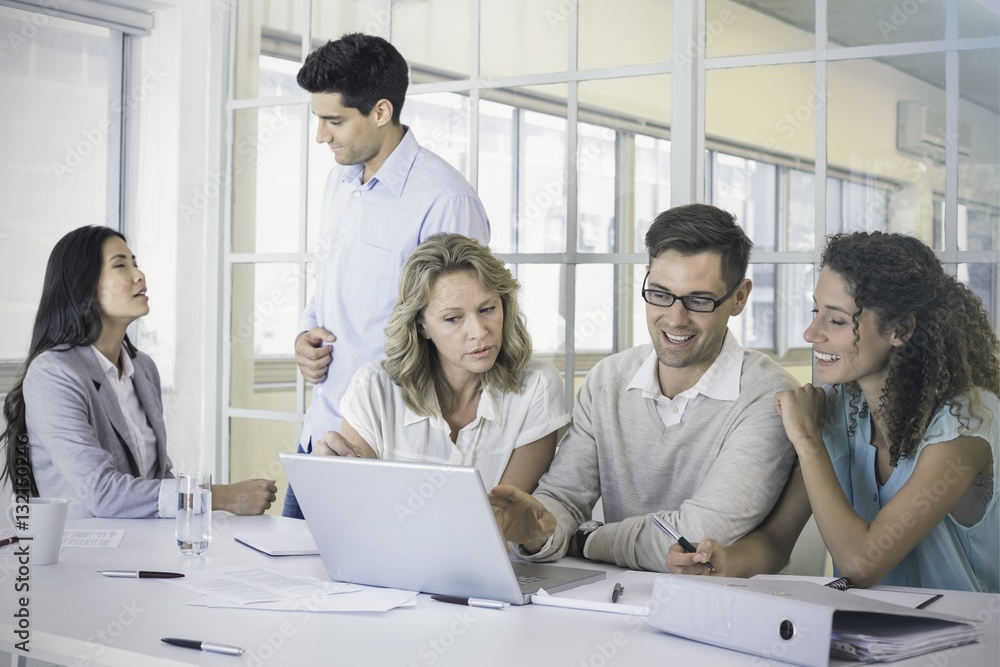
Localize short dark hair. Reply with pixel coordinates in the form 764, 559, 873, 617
644, 204, 752, 287
297, 33, 408, 124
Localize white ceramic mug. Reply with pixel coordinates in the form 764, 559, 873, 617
6, 497, 69, 565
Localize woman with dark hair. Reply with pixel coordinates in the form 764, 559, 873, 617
311, 233, 568, 493
1, 226, 277, 519
667, 231, 998, 592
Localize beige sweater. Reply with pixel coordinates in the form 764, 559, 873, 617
525, 344, 798, 572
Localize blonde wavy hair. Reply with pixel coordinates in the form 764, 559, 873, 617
382, 233, 532, 416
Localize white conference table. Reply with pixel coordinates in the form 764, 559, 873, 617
1, 515, 997, 667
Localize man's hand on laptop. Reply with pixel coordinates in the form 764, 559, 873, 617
488, 485, 556, 553
312, 431, 376, 458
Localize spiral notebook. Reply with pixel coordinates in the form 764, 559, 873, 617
751, 574, 943, 609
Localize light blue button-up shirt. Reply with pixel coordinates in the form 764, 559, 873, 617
824, 385, 998, 592
298, 128, 490, 449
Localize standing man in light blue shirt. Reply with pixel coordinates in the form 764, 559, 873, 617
283, 33, 490, 518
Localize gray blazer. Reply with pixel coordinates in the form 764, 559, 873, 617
23, 345, 174, 520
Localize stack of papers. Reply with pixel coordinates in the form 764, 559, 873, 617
171, 567, 418, 613
831, 612, 983, 662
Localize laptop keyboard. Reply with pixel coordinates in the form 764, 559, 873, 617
515, 574, 546, 585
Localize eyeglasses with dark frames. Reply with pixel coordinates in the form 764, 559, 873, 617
641, 273, 744, 313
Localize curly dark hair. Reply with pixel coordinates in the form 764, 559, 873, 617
821, 231, 1000, 465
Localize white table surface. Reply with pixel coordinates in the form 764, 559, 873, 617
1, 515, 997, 667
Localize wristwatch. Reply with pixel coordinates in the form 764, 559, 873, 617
575, 520, 603, 558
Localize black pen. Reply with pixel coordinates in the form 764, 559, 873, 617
161, 638, 244, 656
431, 595, 509, 609
0, 536, 18, 548
99, 570, 185, 579
611, 582, 625, 603
651, 514, 716, 572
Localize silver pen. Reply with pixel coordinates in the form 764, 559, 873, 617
162, 637, 244, 656
651, 514, 716, 572
99, 570, 185, 579
431, 595, 510, 609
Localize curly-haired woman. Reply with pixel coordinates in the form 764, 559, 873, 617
667, 231, 998, 592
310, 233, 568, 494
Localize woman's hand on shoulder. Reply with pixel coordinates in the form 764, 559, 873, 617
213, 479, 277, 515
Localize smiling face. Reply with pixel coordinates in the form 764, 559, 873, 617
645, 250, 750, 397
95, 236, 148, 331
311, 92, 391, 173
419, 269, 504, 389
805, 267, 900, 395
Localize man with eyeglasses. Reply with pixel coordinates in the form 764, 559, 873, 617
491, 204, 799, 572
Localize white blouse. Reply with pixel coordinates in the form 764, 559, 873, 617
341, 359, 571, 488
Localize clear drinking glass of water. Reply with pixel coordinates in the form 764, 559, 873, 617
176, 472, 212, 555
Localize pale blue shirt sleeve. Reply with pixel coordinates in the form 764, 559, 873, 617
157, 479, 176, 518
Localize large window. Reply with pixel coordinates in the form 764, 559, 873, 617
224, 0, 999, 507
0, 6, 127, 389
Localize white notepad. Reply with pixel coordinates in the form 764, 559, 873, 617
234, 530, 319, 557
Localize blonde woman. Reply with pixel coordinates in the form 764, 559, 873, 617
312, 233, 568, 493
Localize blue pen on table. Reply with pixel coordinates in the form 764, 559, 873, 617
161, 638, 244, 656
651, 514, 716, 572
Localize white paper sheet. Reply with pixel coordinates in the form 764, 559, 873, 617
529, 570, 656, 616
168, 566, 359, 605
0, 528, 124, 553
188, 584, 419, 613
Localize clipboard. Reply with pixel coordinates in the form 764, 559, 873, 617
646, 576, 981, 666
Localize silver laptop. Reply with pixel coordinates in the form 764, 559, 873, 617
280, 452, 605, 605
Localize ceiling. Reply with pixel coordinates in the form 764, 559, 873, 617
733, 0, 1000, 114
